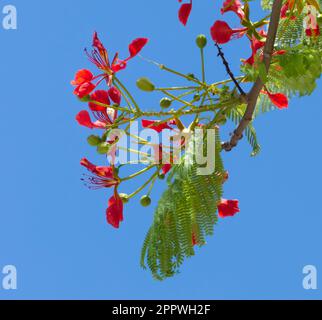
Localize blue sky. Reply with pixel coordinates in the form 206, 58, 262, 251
0, 0, 321, 300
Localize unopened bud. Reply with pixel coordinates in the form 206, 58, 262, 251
160, 97, 172, 109
87, 135, 102, 146
196, 34, 207, 49
97, 142, 110, 154
119, 193, 130, 203
136, 77, 155, 92
140, 195, 152, 207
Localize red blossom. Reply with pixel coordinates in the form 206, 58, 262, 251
106, 190, 124, 229
210, 20, 247, 44
80, 158, 119, 188
142, 119, 174, 133
261, 90, 289, 109
178, 0, 192, 26
245, 30, 267, 65
89, 90, 116, 123
280, 1, 297, 20
221, 0, 245, 20
85, 32, 148, 85
218, 199, 240, 218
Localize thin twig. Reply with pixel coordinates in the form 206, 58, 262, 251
222, 0, 283, 152
215, 43, 246, 96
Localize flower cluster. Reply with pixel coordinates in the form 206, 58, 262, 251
71, 0, 321, 278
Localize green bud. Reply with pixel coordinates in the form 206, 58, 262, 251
79, 95, 91, 102
87, 135, 102, 146
97, 142, 110, 154
160, 97, 172, 109
193, 94, 201, 102
136, 77, 155, 92
158, 173, 165, 180
196, 34, 207, 49
187, 73, 197, 81
119, 193, 130, 203
140, 195, 152, 207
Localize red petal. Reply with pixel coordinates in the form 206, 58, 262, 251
142, 119, 173, 133
218, 199, 240, 218
71, 69, 94, 86
89, 90, 110, 112
76, 110, 95, 129
178, 3, 192, 26
262, 91, 289, 109
128, 38, 149, 58
108, 86, 122, 105
162, 164, 172, 175
106, 192, 124, 229
74, 82, 96, 98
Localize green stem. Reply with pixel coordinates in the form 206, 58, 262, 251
200, 48, 206, 83
121, 165, 156, 182
114, 76, 142, 113
128, 171, 159, 199
159, 64, 205, 87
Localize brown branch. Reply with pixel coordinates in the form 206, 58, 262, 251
222, 0, 283, 152
215, 43, 246, 96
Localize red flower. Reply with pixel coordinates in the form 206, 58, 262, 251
76, 89, 118, 129
89, 90, 117, 123
210, 20, 247, 44
80, 158, 119, 188
142, 119, 174, 133
281, 1, 297, 20
304, 9, 320, 37
221, 0, 245, 20
106, 190, 124, 229
261, 90, 289, 109
81, 158, 123, 229
86, 32, 148, 85
178, 0, 192, 26
306, 25, 320, 37
218, 199, 240, 218
244, 30, 267, 65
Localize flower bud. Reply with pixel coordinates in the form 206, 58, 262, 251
136, 77, 155, 92
160, 97, 172, 109
119, 193, 130, 203
97, 142, 110, 154
87, 135, 102, 146
158, 173, 165, 180
193, 94, 201, 101
79, 94, 91, 102
140, 195, 152, 207
196, 34, 207, 49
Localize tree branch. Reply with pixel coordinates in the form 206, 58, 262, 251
222, 0, 283, 152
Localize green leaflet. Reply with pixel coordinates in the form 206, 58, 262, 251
140, 129, 224, 280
